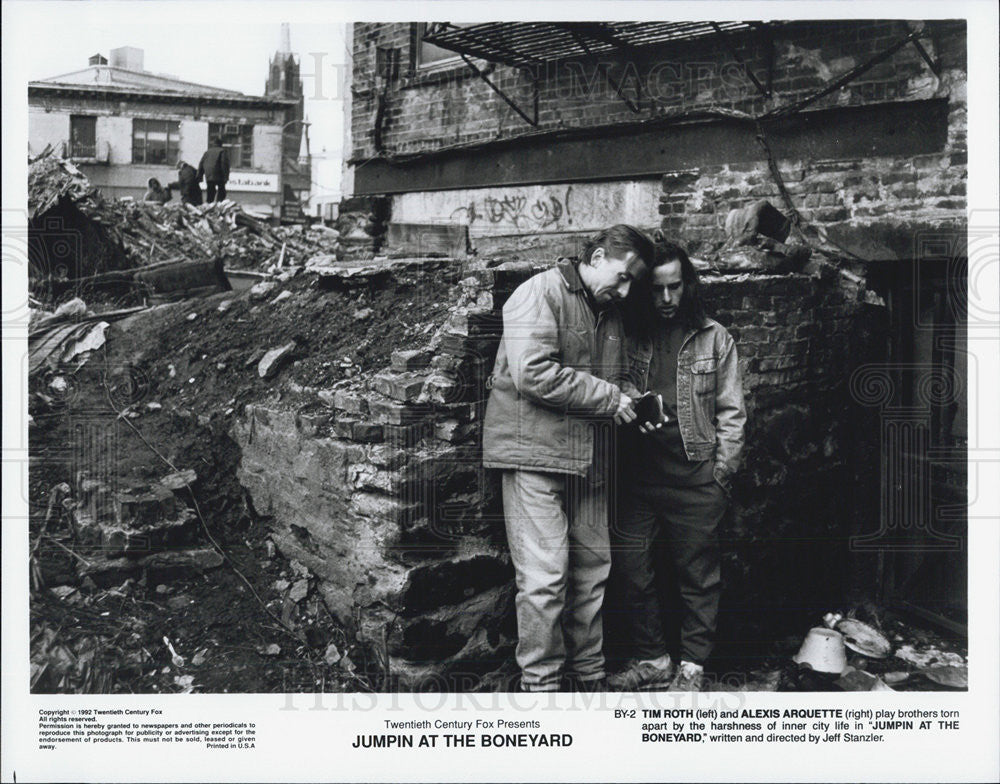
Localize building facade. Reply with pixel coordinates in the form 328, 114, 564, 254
29, 45, 307, 217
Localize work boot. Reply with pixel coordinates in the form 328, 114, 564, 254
667, 660, 704, 692
606, 655, 673, 691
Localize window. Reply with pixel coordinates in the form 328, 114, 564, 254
132, 119, 180, 165
415, 23, 466, 70
69, 116, 97, 158
208, 123, 253, 168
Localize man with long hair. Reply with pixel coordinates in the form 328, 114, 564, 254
607, 235, 746, 691
483, 225, 654, 692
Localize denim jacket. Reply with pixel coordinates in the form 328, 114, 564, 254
621, 317, 747, 492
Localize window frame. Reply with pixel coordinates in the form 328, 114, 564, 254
131, 118, 180, 166
207, 122, 254, 169
413, 22, 465, 73
69, 115, 98, 159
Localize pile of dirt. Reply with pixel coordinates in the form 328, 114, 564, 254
28, 263, 459, 694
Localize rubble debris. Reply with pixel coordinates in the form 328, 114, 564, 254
324, 642, 343, 665
894, 643, 966, 669
834, 666, 893, 691
725, 199, 792, 245
289, 579, 309, 603
54, 298, 88, 319
159, 469, 197, 492
163, 636, 185, 667
918, 665, 967, 689
78, 547, 224, 587
28, 150, 341, 303
835, 617, 892, 658
258, 341, 298, 379
792, 627, 847, 674
249, 280, 278, 301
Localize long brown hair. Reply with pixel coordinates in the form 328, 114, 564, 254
623, 232, 706, 338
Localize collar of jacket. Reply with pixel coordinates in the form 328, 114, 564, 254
556, 258, 585, 292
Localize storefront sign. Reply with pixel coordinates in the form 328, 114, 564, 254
227, 172, 279, 193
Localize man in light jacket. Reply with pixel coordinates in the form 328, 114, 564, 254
482, 224, 654, 692
198, 136, 231, 203
607, 236, 746, 692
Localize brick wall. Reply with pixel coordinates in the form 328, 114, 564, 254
350, 20, 963, 160
347, 20, 966, 263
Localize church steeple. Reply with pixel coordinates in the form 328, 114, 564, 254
266, 23, 301, 99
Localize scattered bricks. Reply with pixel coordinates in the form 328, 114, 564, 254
333, 417, 358, 439
258, 342, 297, 379
434, 419, 477, 443
350, 464, 404, 495
421, 372, 465, 404
297, 410, 333, 437
438, 331, 499, 358
391, 348, 433, 372
317, 389, 336, 407
365, 443, 410, 470
372, 370, 428, 403
351, 421, 384, 443
810, 180, 839, 194
103, 508, 198, 558
383, 422, 432, 444
433, 402, 478, 422
332, 388, 369, 417
368, 394, 428, 425
248, 280, 277, 301
333, 417, 382, 442
117, 484, 177, 527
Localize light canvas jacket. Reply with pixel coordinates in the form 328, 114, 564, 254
482, 261, 626, 477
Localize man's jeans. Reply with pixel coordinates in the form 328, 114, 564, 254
502, 470, 611, 691
610, 482, 727, 664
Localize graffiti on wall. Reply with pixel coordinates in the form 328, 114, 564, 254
451, 186, 573, 230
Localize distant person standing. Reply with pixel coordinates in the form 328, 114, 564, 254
169, 161, 202, 206
198, 136, 231, 203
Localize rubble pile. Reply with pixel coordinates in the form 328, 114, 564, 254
93, 199, 342, 271
27, 150, 341, 284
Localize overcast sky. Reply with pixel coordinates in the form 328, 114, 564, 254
24, 16, 349, 197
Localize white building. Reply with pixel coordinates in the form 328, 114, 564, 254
29, 45, 308, 217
